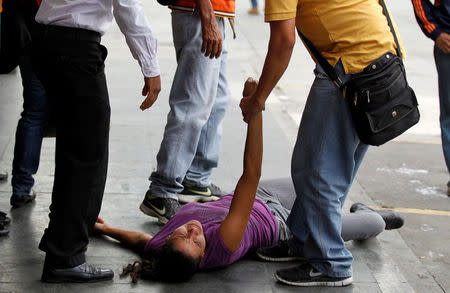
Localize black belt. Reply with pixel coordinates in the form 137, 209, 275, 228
32, 22, 101, 43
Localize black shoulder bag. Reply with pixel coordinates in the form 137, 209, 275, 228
298, 0, 420, 146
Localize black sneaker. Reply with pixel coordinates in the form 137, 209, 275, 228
350, 203, 404, 230
256, 241, 304, 262
275, 263, 353, 287
177, 182, 226, 204
0, 171, 7, 181
140, 191, 181, 224
10, 189, 36, 208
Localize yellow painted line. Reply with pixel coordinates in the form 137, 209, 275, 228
392, 138, 441, 145
374, 206, 450, 216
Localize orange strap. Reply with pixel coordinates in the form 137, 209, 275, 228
174, 0, 235, 14
413, 0, 436, 34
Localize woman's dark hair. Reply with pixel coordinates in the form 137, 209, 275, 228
120, 241, 202, 283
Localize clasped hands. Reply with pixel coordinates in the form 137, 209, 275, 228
240, 77, 265, 123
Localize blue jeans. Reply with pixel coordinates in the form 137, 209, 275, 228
434, 45, 450, 175
12, 55, 50, 195
287, 62, 368, 278
149, 11, 230, 199
250, 0, 258, 8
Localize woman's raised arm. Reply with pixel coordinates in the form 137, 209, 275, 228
219, 78, 263, 252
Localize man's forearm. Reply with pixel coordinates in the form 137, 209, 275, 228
196, 0, 215, 21
113, 0, 160, 78
195, 0, 222, 58
412, 0, 441, 41
253, 19, 296, 106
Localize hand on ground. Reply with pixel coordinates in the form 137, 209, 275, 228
94, 217, 110, 234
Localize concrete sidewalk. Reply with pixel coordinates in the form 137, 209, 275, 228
0, 0, 448, 292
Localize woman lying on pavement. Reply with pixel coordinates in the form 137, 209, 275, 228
94, 78, 404, 283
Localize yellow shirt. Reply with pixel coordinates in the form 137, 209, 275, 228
265, 0, 406, 74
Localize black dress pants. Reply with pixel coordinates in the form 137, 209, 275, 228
32, 24, 110, 267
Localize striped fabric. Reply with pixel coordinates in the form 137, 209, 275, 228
413, 0, 436, 33
170, 0, 235, 18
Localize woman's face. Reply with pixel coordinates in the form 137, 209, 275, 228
165, 220, 206, 260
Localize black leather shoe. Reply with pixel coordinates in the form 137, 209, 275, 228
10, 190, 36, 208
41, 262, 114, 283
0, 171, 7, 181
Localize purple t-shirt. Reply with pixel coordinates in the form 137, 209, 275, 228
144, 194, 278, 269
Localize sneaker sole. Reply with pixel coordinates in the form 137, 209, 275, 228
256, 251, 304, 262
41, 275, 114, 283
139, 202, 169, 224
177, 194, 219, 204
275, 273, 353, 287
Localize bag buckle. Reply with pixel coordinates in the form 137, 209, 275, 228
333, 77, 345, 90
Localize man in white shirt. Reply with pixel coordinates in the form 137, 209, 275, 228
32, 0, 161, 283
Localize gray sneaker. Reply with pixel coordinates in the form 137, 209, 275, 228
140, 191, 181, 224
177, 182, 227, 204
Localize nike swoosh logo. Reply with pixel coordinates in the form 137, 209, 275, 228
187, 188, 212, 196
309, 269, 322, 278
149, 203, 166, 215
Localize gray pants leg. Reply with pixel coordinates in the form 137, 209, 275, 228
255, 178, 385, 243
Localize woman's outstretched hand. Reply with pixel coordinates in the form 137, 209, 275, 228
242, 77, 258, 97
240, 77, 265, 123
94, 217, 110, 234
